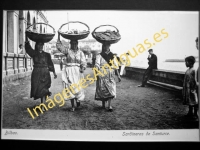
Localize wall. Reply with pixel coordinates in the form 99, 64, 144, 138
125, 66, 185, 92
2, 10, 49, 84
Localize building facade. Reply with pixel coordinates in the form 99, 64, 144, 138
2, 10, 49, 84
79, 39, 101, 51
79, 39, 101, 59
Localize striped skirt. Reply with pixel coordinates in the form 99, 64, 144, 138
95, 68, 116, 101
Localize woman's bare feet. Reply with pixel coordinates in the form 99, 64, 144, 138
70, 107, 75, 112
108, 106, 113, 112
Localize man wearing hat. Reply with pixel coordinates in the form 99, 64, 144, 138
138, 49, 157, 87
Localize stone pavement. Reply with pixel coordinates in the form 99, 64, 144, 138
2, 65, 199, 130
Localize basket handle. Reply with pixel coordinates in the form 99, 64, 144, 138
26, 22, 55, 34
58, 21, 90, 33
92, 25, 119, 36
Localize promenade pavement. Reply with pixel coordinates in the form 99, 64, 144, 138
2, 65, 199, 130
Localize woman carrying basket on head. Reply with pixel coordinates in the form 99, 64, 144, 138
25, 27, 57, 111
92, 25, 122, 112
56, 22, 87, 112
94, 43, 121, 111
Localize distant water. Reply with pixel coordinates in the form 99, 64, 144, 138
157, 62, 199, 72
130, 61, 199, 72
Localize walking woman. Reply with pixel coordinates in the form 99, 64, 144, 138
25, 35, 57, 111
56, 35, 87, 112
94, 43, 121, 111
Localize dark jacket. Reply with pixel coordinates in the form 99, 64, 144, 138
147, 54, 157, 69
25, 41, 55, 99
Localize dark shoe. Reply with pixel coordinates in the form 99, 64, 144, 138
137, 85, 145, 87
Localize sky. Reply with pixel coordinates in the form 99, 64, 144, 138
46, 10, 199, 66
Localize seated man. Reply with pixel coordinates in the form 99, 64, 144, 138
138, 49, 157, 87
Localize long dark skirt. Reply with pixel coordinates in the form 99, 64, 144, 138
31, 67, 51, 100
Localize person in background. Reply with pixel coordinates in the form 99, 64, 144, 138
138, 49, 157, 87
113, 53, 121, 76
182, 56, 198, 120
25, 35, 57, 111
196, 37, 199, 50
60, 58, 64, 71
92, 54, 96, 68
18, 44, 24, 54
119, 54, 127, 77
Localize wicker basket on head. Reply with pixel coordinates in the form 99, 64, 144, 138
58, 21, 90, 41
92, 25, 121, 44
26, 23, 55, 43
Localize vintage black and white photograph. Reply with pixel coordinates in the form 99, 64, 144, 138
1, 10, 199, 141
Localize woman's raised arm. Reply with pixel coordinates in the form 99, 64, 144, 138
24, 35, 37, 57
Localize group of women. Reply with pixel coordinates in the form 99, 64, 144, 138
25, 26, 199, 120
25, 32, 121, 112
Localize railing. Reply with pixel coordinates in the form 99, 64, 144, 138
125, 66, 185, 92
